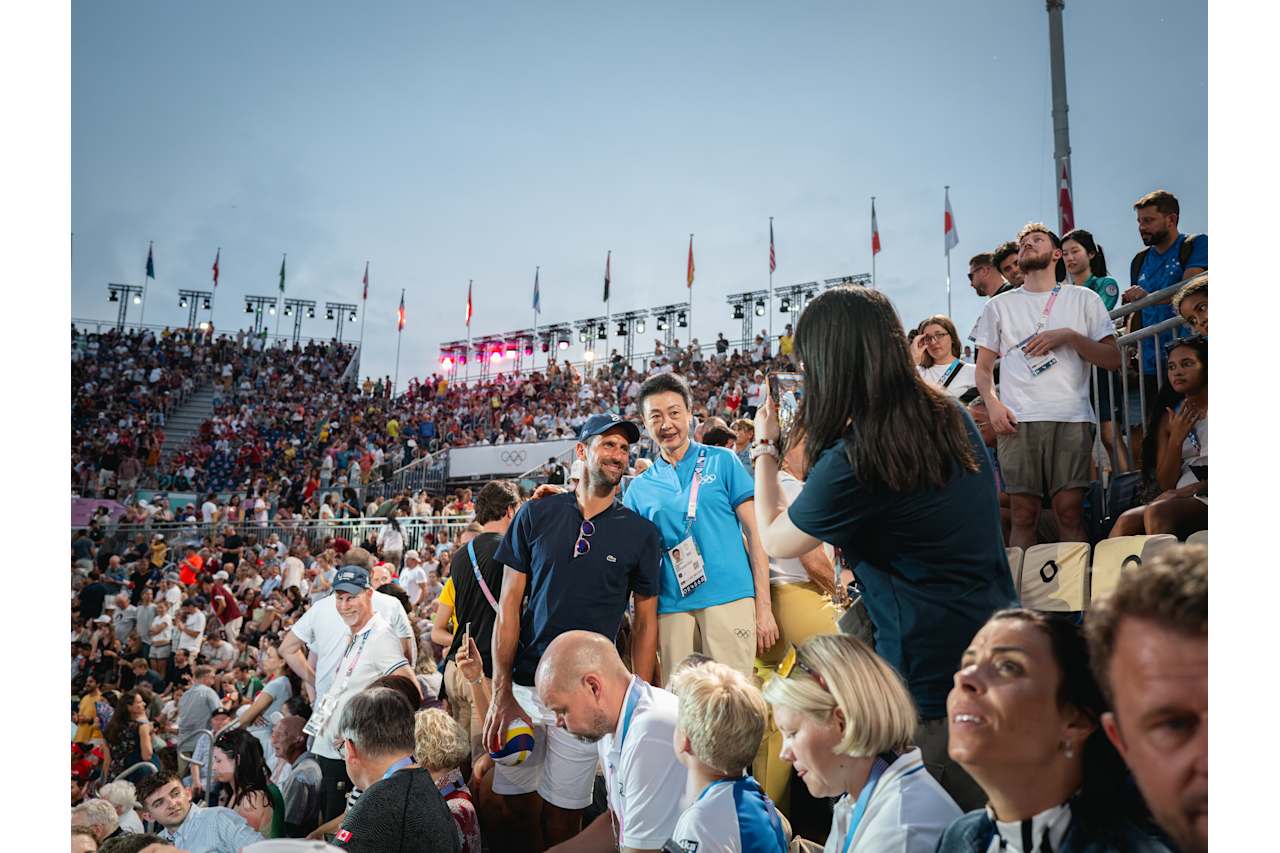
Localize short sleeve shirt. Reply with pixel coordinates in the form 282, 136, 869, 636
313, 614, 410, 760
623, 441, 756, 614
917, 360, 978, 400
786, 407, 1016, 719
1133, 233, 1208, 374
290, 591, 414, 704
672, 775, 787, 853
495, 492, 662, 686
972, 285, 1114, 423
599, 678, 688, 850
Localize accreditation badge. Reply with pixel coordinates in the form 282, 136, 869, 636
669, 535, 706, 597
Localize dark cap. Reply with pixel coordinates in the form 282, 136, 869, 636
332, 566, 371, 595
577, 413, 640, 444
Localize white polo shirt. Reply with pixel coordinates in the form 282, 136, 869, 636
289, 589, 415, 705
310, 613, 410, 761
825, 748, 960, 853
599, 677, 688, 850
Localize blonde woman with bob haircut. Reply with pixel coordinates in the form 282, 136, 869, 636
762, 635, 960, 852
414, 708, 482, 853
669, 661, 788, 853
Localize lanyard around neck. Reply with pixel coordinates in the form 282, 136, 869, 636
841, 755, 892, 853
381, 755, 415, 781
1033, 286, 1062, 333
684, 449, 709, 529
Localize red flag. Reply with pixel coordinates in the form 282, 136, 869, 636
687, 236, 695, 288
465, 280, 473, 328
397, 290, 405, 331
362, 262, 369, 301
212, 248, 220, 287
1057, 162, 1076, 235
769, 220, 776, 273
871, 201, 881, 256
944, 188, 959, 253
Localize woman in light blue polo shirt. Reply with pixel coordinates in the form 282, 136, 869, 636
623, 372, 778, 682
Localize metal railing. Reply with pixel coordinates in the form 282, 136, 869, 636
364, 447, 450, 501
76, 515, 476, 553
1089, 273, 1204, 517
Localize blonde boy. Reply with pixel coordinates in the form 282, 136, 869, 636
669, 661, 787, 853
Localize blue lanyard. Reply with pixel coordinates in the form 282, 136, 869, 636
438, 778, 463, 798
381, 755, 415, 781
841, 757, 891, 853
939, 360, 963, 386
617, 677, 644, 750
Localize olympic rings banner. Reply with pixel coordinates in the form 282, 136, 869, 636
447, 439, 578, 478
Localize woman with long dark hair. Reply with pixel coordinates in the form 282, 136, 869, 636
751, 285, 1015, 812
211, 727, 284, 837
938, 609, 1169, 851
103, 690, 155, 782
1108, 336, 1208, 538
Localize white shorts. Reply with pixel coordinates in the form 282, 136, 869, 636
491, 684, 599, 810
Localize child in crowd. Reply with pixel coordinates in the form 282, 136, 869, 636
669, 659, 788, 853
1174, 275, 1208, 336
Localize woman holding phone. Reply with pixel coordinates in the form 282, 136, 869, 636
751, 285, 1015, 812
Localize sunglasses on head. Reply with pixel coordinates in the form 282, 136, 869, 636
777, 646, 828, 691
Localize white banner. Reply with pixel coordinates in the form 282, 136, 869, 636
448, 439, 577, 478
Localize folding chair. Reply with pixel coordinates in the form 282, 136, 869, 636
1088, 534, 1177, 606
1020, 542, 1090, 612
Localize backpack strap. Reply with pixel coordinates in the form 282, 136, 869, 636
1129, 248, 1149, 287
1180, 233, 1201, 269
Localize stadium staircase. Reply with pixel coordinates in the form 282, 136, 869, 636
159, 384, 217, 466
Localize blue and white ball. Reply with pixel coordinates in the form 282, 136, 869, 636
490, 720, 536, 766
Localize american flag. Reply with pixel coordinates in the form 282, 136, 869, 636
769, 220, 776, 273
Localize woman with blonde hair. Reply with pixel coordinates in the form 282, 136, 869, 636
415, 708, 482, 853
762, 634, 960, 852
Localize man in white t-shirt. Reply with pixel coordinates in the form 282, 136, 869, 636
289, 565, 418, 823
973, 222, 1120, 549
200, 496, 218, 525
535, 631, 687, 853
397, 550, 429, 610
281, 544, 307, 592
175, 600, 206, 657
745, 370, 766, 418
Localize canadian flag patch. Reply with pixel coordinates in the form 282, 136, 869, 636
335, 828, 352, 842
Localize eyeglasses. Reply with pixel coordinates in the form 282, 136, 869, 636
777, 646, 828, 691
572, 520, 595, 559
333, 736, 349, 757
921, 332, 950, 344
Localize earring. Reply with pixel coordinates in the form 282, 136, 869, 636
1061, 739, 1074, 759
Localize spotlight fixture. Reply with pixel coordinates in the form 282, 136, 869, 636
245, 303, 254, 313
578, 330, 588, 343
541, 341, 550, 353
459, 354, 468, 365
203, 298, 212, 310
109, 291, 119, 303
779, 297, 791, 313
754, 299, 765, 317
306, 307, 315, 319
677, 311, 687, 328
179, 296, 189, 309
732, 304, 744, 320
268, 305, 276, 316
597, 325, 607, 341
490, 351, 503, 364
506, 344, 517, 359
326, 309, 335, 320
558, 338, 570, 350
133, 294, 142, 305
524, 344, 534, 357
283, 305, 293, 317
656, 317, 668, 332
616, 321, 627, 336
636, 319, 645, 334
440, 356, 453, 369
349, 312, 357, 322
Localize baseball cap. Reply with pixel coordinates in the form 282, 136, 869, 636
403, 549, 420, 562
213, 570, 229, 581
577, 412, 640, 444
93, 615, 111, 624
332, 566, 371, 595
164, 572, 181, 582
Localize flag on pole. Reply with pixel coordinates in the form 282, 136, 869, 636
362, 262, 369, 301
212, 248, 220, 287
871, 201, 881, 255
769, 221, 776, 273
603, 251, 611, 302
465, 281, 473, 328
687, 236, 695, 288
279, 255, 287, 292
533, 267, 541, 314
944, 189, 959, 253
145, 243, 155, 279
397, 290, 406, 331
1057, 162, 1076, 235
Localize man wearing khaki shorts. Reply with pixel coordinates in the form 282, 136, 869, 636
974, 222, 1121, 549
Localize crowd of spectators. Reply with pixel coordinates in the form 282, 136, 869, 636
69, 187, 1209, 853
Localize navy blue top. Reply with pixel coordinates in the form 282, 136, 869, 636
786, 406, 1016, 719
495, 491, 663, 685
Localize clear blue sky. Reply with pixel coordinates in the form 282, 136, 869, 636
71, 0, 1206, 381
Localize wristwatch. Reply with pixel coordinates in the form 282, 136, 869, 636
750, 441, 780, 462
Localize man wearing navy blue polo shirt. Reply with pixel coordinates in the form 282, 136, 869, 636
624, 372, 778, 684
484, 412, 662, 852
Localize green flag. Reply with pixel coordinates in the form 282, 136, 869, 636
279, 254, 287, 293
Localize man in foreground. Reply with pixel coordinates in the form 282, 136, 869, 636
1087, 545, 1207, 853
137, 770, 263, 851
